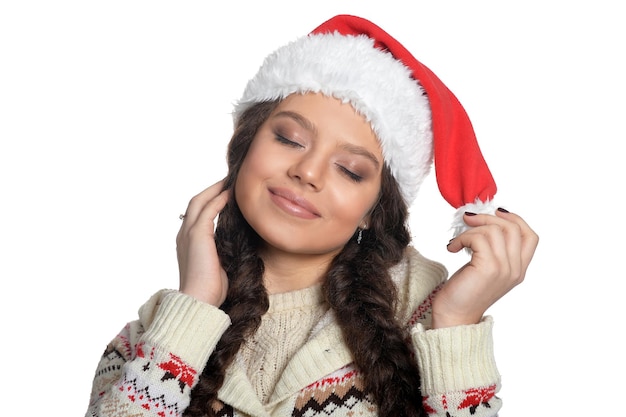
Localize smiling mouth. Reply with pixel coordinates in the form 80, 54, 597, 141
268, 188, 321, 219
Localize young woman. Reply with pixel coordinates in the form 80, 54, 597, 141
86, 15, 538, 417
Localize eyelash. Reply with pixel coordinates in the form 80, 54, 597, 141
275, 134, 302, 148
337, 165, 363, 183
275, 134, 363, 183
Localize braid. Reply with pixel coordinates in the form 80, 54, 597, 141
323, 166, 426, 417
183, 101, 278, 417
184, 201, 267, 416
184, 100, 424, 416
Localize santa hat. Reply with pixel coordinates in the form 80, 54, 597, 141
233, 14, 497, 236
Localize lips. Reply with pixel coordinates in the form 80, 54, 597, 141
268, 187, 321, 219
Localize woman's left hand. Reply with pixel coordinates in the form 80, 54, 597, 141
431, 208, 539, 329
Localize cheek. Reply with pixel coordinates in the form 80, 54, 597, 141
329, 185, 380, 223
239, 139, 284, 179
236, 146, 265, 189
234, 155, 257, 210
234, 143, 280, 211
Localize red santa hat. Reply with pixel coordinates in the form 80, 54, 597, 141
233, 15, 497, 236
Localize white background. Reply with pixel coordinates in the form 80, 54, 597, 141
1, 1, 624, 415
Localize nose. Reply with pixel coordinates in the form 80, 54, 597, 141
288, 151, 326, 190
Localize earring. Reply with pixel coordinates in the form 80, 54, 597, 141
357, 229, 363, 245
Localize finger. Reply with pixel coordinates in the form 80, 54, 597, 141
449, 211, 526, 279
448, 224, 510, 276
182, 179, 227, 222
502, 218, 539, 280
447, 212, 508, 253
189, 189, 231, 233
177, 181, 229, 245
178, 188, 230, 244
494, 209, 539, 275
465, 208, 538, 281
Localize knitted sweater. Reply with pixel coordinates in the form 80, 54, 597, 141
236, 283, 328, 404
86, 247, 502, 416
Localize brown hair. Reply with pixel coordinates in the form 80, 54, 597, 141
184, 100, 425, 417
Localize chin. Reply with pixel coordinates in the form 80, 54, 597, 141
259, 232, 348, 257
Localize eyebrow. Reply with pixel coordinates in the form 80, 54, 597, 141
273, 111, 318, 135
339, 142, 380, 170
272, 110, 381, 170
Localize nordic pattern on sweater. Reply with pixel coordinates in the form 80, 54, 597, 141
207, 364, 499, 417
87, 298, 500, 417
86, 247, 502, 417
88, 326, 194, 417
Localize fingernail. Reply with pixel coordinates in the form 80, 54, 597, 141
497, 207, 510, 213
465, 211, 477, 216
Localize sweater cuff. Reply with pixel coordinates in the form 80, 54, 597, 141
141, 291, 231, 371
411, 316, 500, 395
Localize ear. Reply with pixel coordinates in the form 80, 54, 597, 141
359, 217, 370, 230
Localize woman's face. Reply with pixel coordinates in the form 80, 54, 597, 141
235, 93, 383, 257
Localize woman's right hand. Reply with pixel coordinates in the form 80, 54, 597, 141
176, 180, 230, 306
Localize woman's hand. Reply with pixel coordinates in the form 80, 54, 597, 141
431, 208, 539, 329
176, 180, 230, 306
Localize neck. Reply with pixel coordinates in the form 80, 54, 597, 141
260, 246, 339, 294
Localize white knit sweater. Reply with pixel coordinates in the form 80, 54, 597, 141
237, 284, 327, 404
85, 246, 502, 416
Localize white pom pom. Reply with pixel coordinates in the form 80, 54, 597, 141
450, 199, 498, 238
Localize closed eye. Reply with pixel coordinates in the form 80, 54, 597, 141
337, 164, 363, 182
275, 134, 303, 148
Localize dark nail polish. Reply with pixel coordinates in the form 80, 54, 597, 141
465, 211, 477, 216
497, 207, 510, 213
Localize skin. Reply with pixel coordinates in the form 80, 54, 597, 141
176, 93, 539, 329
235, 94, 383, 293
436, 210, 538, 327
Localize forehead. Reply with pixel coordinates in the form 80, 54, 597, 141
271, 93, 382, 151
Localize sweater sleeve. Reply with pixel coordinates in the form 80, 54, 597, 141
411, 318, 502, 416
395, 248, 502, 416
85, 290, 231, 417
